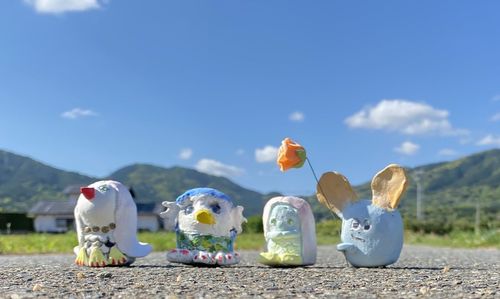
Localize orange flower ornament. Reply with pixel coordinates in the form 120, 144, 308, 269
277, 138, 307, 172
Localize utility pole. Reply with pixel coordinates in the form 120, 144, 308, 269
412, 170, 424, 221
475, 196, 480, 236
475, 187, 486, 236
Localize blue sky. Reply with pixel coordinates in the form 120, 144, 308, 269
1, 1, 499, 195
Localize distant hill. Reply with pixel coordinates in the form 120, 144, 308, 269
0, 150, 267, 216
0, 148, 499, 228
0, 150, 95, 212
307, 149, 500, 230
108, 164, 266, 216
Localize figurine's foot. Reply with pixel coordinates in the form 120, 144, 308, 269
215, 252, 239, 265
108, 246, 128, 266
193, 251, 216, 265
75, 247, 88, 266
167, 248, 194, 264
280, 254, 302, 265
88, 247, 107, 267
258, 252, 280, 265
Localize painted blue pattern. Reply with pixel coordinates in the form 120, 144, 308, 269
175, 188, 233, 206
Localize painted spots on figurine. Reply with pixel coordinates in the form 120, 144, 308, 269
316, 164, 409, 267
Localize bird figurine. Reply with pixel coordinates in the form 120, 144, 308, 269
73, 180, 152, 267
259, 196, 316, 266
316, 164, 409, 267
160, 188, 246, 266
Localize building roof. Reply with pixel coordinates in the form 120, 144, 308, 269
62, 185, 85, 195
28, 201, 76, 216
137, 203, 161, 215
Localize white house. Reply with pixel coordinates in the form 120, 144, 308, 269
29, 201, 76, 233
137, 202, 164, 232
28, 185, 165, 232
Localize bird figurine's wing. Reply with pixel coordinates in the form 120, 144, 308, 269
231, 205, 247, 234
112, 181, 152, 257
160, 201, 180, 231
73, 205, 85, 255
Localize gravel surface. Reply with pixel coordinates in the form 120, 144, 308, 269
0, 245, 498, 298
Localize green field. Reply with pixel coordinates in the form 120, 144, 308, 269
0, 229, 497, 255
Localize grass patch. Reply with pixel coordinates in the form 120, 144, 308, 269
0, 230, 497, 254
405, 230, 500, 248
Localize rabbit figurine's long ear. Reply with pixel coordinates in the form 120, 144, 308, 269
371, 164, 409, 210
316, 172, 358, 216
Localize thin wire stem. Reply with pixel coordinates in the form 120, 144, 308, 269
306, 157, 338, 219
306, 157, 320, 185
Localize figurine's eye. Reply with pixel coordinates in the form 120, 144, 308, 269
210, 203, 221, 214
185, 205, 193, 214
363, 220, 371, 231
98, 185, 109, 192
351, 220, 360, 230
270, 218, 277, 225
287, 218, 294, 225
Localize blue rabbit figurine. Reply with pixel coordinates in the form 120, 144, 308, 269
316, 164, 409, 267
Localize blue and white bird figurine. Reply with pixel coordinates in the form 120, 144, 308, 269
160, 188, 246, 266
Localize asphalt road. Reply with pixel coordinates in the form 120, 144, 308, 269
0, 245, 498, 298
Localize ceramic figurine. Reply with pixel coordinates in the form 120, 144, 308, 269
259, 196, 316, 266
316, 164, 409, 267
74, 180, 152, 267
160, 188, 246, 266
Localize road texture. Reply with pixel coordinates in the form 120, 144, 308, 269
0, 245, 498, 298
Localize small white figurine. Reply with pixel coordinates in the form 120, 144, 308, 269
160, 188, 246, 266
74, 180, 152, 267
259, 196, 316, 266
317, 164, 409, 267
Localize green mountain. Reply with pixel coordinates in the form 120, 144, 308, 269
1, 148, 499, 231
307, 149, 500, 231
108, 164, 266, 216
0, 150, 267, 216
0, 150, 95, 212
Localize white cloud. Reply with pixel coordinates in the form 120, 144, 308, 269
255, 145, 279, 163
195, 159, 244, 177
61, 108, 98, 119
235, 149, 245, 156
178, 148, 193, 160
289, 111, 305, 122
477, 135, 500, 147
438, 148, 458, 156
345, 99, 466, 136
394, 141, 420, 155
24, 0, 104, 14
490, 113, 500, 122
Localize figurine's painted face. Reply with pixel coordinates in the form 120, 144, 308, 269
340, 200, 403, 266
267, 203, 301, 239
78, 183, 116, 227
177, 195, 236, 237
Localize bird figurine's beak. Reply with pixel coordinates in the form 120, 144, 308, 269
194, 209, 216, 225
80, 187, 95, 200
